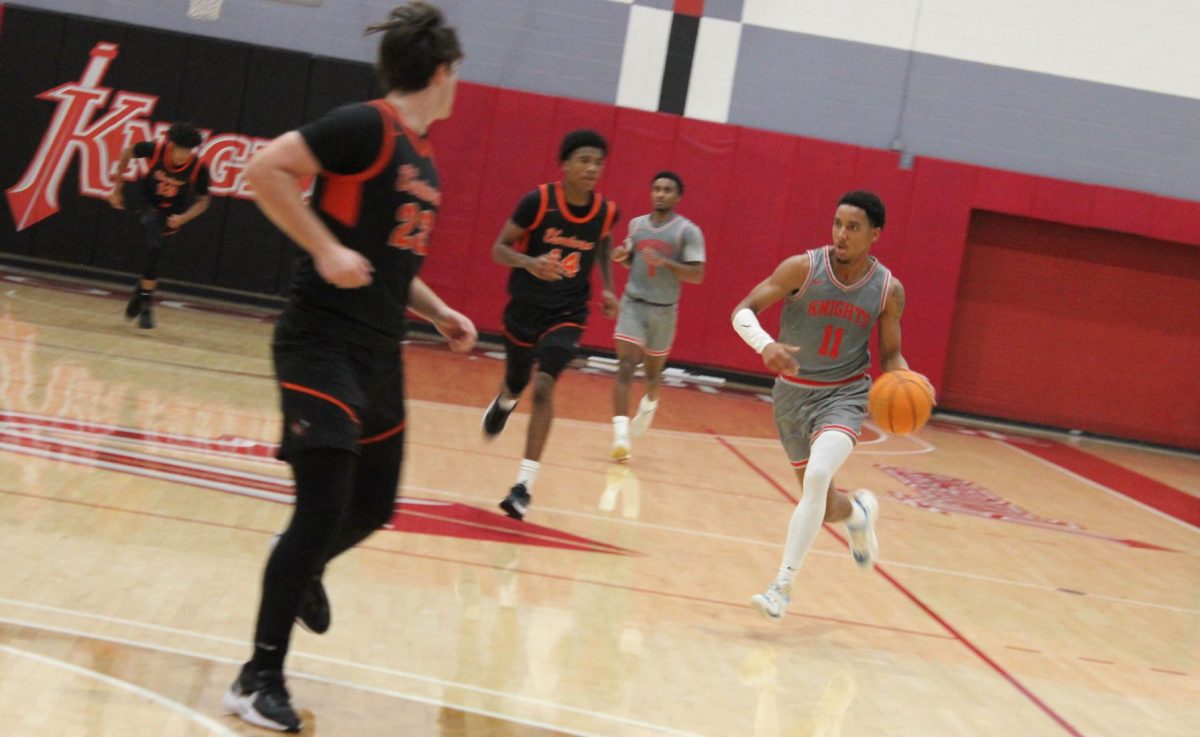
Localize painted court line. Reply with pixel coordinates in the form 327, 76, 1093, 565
708, 430, 1087, 737
0, 615, 700, 737
0, 643, 241, 736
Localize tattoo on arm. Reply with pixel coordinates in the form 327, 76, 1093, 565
891, 280, 905, 319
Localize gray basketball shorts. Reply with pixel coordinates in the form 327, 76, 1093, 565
613, 294, 678, 356
772, 375, 871, 468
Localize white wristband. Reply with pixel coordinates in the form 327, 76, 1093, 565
733, 308, 774, 354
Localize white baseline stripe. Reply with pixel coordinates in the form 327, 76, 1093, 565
0, 643, 240, 736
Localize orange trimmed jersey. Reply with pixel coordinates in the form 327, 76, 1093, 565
282, 100, 441, 350
506, 182, 619, 313
131, 138, 209, 214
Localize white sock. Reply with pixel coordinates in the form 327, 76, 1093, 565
613, 416, 630, 439
516, 459, 540, 491
777, 432, 855, 581
638, 395, 659, 413
498, 395, 517, 411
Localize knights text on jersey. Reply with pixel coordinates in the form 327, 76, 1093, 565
281, 100, 441, 351
506, 182, 618, 312
132, 139, 210, 213
778, 246, 892, 384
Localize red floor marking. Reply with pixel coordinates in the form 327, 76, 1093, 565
1149, 668, 1188, 676
1008, 439, 1200, 527
1077, 657, 1114, 665
709, 430, 1087, 737
0, 487, 951, 640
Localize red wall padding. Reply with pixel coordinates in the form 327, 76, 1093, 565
942, 212, 1200, 449
426, 84, 1200, 392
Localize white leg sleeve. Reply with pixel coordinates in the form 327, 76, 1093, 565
777, 431, 856, 579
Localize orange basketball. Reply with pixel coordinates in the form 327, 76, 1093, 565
868, 370, 935, 434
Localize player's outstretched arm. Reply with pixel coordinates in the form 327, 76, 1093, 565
246, 131, 373, 288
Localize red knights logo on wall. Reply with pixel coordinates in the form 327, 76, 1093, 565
5, 42, 272, 231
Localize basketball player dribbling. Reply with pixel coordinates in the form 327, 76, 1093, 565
731, 190, 932, 621
223, 3, 475, 731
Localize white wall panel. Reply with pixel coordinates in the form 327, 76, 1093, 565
684, 17, 743, 122
742, 0, 1200, 99
615, 5, 673, 111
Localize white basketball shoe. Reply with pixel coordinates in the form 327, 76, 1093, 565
846, 489, 879, 568
750, 581, 791, 622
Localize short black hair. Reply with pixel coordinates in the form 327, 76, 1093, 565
838, 190, 886, 229
651, 170, 683, 195
559, 129, 607, 162
167, 122, 202, 149
366, 1, 463, 93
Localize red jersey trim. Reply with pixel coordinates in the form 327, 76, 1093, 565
528, 184, 550, 232
377, 100, 433, 159
825, 246, 880, 292
600, 200, 618, 240
281, 382, 361, 425
812, 425, 861, 444
541, 322, 585, 339
359, 421, 406, 445
317, 101, 398, 227
778, 371, 868, 387
554, 182, 603, 224
788, 250, 817, 302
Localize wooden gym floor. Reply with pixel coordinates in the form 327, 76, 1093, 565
0, 270, 1196, 736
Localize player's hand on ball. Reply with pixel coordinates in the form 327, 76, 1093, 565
910, 371, 937, 403
435, 309, 478, 353
316, 244, 374, 288
762, 342, 801, 375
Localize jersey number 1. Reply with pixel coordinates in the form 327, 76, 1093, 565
818, 325, 844, 358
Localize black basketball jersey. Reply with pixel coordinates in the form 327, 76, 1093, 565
132, 138, 209, 214
506, 182, 618, 312
281, 100, 441, 350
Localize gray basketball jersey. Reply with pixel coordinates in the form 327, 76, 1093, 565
623, 213, 705, 305
779, 246, 892, 384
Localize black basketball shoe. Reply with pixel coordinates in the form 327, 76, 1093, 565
137, 301, 155, 329
499, 482, 531, 521
482, 395, 515, 439
296, 577, 331, 634
223, 664, 301, 733
124, 288, 146, 320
